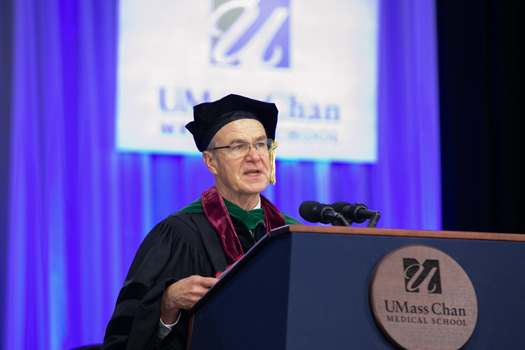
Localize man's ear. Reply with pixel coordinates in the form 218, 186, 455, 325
202, 151, 219, 175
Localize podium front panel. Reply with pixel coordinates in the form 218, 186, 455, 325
189, 228, 525, 350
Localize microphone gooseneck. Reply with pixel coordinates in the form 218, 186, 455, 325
299, 200, 380, 227
331, 201, 381, 227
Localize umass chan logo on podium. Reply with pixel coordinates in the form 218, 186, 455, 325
403, 257, 442, 294
210, 0, 290, 69
369, 245, 478, 350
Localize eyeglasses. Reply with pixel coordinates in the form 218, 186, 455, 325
210, 139, 275, 158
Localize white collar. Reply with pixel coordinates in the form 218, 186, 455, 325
252, 196, 262, 210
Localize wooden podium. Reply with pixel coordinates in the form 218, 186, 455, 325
187, 225, 525, 349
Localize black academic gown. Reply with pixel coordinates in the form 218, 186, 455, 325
102, 212, 267, 350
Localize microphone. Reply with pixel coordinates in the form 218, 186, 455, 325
331, 201, 381, 227
299, 201, 350, 226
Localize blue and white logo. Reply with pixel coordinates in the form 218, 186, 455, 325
210, 0, 290, 69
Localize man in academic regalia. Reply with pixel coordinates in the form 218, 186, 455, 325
102, 94, 302, 349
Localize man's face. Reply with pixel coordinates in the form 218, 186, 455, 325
203, 118, 271, 207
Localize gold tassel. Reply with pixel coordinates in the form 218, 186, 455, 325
269, 140, 278, 185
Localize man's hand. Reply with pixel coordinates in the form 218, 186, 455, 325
160, 275, 218, 324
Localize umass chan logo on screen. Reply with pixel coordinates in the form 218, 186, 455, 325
210, 0, 290, 69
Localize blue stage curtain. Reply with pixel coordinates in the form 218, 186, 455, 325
3, 0, 440, 348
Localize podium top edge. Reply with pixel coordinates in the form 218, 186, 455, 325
270, 225, 525, 242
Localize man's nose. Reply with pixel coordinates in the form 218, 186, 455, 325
245, 144, 261, 159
